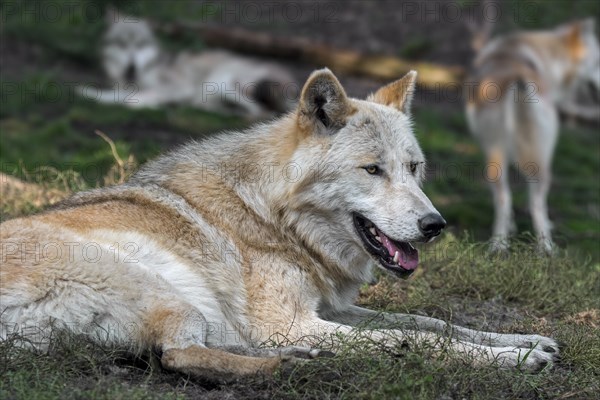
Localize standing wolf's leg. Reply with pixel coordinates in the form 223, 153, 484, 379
486, 147, 513, 252
519, 97, 558, 254
528, 166, 554, 254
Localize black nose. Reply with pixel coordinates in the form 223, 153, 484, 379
125, 64, 136, 82
418, 213, 446, 238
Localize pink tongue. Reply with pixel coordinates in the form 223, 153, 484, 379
377, 228, 419, 270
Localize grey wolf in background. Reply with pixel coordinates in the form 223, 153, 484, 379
466, 19, 600, 253
84, 7, 296, 118
2, 69, 559, 382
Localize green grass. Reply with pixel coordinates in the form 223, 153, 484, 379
1, 1, 599, 398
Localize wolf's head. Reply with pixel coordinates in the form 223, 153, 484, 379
101, 7, 160, 88
559, 18, 600, 94
288, 69, 445, 279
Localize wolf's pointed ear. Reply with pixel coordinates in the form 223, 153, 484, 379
367, 71, 417, 115
559, 21, 592, 61
560, 18, 596, 36
298, 68, 352, 133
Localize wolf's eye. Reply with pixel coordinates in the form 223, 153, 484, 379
363, 165, 381, 175
409, 162, 418, 175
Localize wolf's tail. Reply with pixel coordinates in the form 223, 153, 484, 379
466, 0, 496, 52
253, 79, 296, 114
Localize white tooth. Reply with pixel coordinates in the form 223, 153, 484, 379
393, 251, 399, 263
369, 227, 376, 235
375, 236, 382, 242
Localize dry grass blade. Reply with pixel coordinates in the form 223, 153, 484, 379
95, 129, 126, 184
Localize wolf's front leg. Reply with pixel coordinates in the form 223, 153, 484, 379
309, 313, 558, 371
324, 305, 559, 353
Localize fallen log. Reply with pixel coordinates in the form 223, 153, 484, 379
158, 21, 465, 88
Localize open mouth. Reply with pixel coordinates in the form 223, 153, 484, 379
353, 212, 419, 279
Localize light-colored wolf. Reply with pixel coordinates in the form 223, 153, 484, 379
466, 19, 600, 253
1, 69, 558, 382
83, 7, 296, 118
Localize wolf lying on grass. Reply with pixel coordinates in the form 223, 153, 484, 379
1, 69, 559, 382
80, 7, 296, 118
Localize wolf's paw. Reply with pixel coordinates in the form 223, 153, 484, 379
490, 346, 557, 372
277, 346, 335, 360
277, 354, 305, 376
537, 239, 557, 256
277, 348, 337, 377
487, 333, 560, 355
515, 334, 560, 354
488, 239, 510, 255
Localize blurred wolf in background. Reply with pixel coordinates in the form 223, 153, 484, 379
466, 19, 600, 253
83, 7, 296, 118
